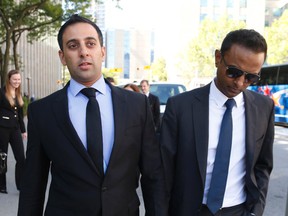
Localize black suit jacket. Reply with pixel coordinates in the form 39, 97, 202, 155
160, 83, 274, 216
18, 81, 168, 216
148, 93, 160, 131
0, 87, 25, 133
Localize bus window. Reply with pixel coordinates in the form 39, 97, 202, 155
278, 65, 288, 85
248, 64, 288, 126
258, 66, 278, 85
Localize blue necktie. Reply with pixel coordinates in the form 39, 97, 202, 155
207, 98, 235, 214
81, 88, 104, 178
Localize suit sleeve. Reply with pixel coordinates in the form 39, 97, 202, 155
153, 95, 160, 131
250, 99, 275, 216
159, 97, 178, 202
18, 105, 26, 133
18, 103, 50, 216
140, 96, 169, 216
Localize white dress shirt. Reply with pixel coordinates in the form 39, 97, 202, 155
203, 79, 247, 207
67, 77, 114, 173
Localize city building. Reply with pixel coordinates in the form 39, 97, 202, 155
105, 28, 154, 82
17, 33, 62, 99
3, 0, 287, 99
96, 0, 271, 84
1, 0, 63, 99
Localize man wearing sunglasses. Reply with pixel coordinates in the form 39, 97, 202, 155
160, 29, 274, 216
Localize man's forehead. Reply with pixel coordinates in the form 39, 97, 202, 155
63, 23, 98, 38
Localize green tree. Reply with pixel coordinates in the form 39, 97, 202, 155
102, 68, 120, 85
264, 9, 288, 65
0, 0, 119, 87
151, 57, 167, 81
0, 0, 61, 86
176, 16, 246, 87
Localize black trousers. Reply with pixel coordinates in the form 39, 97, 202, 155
200, 203, 252, 216
0, 126, 25, 190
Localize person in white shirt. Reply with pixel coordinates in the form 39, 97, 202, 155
160, 29, 274, 216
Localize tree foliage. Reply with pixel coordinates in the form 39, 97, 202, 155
151, 57, 167, 81
0, 0, 97, 87
176, 16, 246, 87
264, 9, 288, 65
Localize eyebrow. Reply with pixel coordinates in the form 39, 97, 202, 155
66, 37, 98, 45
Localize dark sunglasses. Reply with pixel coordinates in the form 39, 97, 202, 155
221, 55, 260, 84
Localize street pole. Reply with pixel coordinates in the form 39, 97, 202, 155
26, 76, 31, 99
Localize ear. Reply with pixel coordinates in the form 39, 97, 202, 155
215, 49, 221, 67
58, 50, 66, 66
101, 46, 106, 62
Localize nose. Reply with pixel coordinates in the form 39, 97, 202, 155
79, 46, 89, 57
234, 74, 246, 87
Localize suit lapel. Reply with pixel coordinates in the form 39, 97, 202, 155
192, 87, 258, 185
52, 84, 100, 175
193, 84, 210, 183
243, 90, 258, 170
103, 86, 126, 174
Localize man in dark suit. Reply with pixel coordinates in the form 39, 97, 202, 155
18, 15, 168, 216
140, 80, 160, 132
161, 29, 274, 216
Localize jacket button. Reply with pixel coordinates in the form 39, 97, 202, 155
102, 186, 107, 191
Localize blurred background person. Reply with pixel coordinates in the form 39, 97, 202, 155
0, 69, 27, 194
140, 80, 160, 132
106, 77, 115, 85
124, 83, 140, 92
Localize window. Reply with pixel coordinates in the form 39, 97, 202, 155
227, 0, 234, 8
213, 0, 221, 7
200, 0, 208, 7
240, 0, 247, 8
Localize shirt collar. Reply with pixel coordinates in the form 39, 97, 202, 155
69, 76, 107, 97
210, 79, 243, 108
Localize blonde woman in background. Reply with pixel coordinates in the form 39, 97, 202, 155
0, 69, 27, 194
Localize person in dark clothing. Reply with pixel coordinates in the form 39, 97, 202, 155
140, 80, 160, 132
0, 69, 26, 194
161, 29, 274, 216
18, 15, 168, 216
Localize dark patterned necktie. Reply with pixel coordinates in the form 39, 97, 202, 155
207, 98, 236, 214
81, 88, 104, 177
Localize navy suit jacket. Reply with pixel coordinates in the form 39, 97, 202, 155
148, 93, 160, 132
18, 81, 168, 216
160, 83, 274, 216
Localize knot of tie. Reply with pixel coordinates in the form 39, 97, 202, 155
225, 98, 235, 110
81, 88, 96, 98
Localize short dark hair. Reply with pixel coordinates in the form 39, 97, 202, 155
140, 79, 149, 85
220, 29, 267, 61
57, 14, 103, 51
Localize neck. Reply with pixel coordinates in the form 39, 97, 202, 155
10, 88, 16, 98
